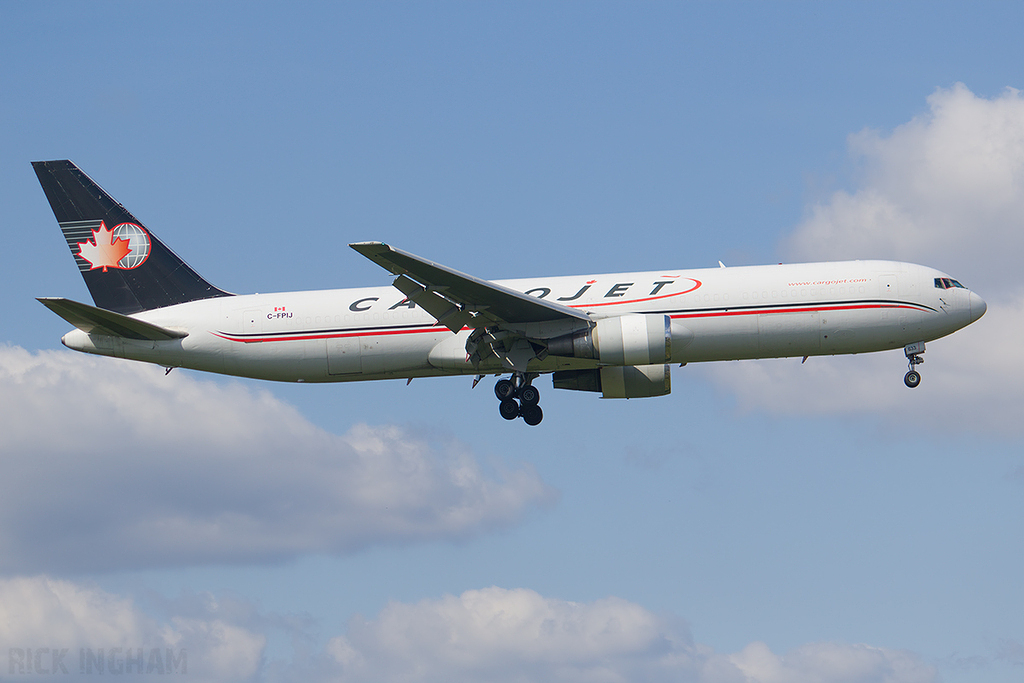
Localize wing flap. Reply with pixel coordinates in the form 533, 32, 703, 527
350, 242, 590, 325
38, 297, 188, 341
393, 275, 475, 332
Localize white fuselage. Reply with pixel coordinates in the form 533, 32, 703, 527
61, 260, 985, 383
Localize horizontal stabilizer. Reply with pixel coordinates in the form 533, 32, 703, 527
37, 297, 187, 341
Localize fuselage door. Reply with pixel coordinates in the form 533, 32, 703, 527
878, 274, 899, 327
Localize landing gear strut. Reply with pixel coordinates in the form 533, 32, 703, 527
494, 373, 543, 425
904, 342, 925, 388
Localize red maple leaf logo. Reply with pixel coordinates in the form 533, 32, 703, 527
77, 222, 133, 272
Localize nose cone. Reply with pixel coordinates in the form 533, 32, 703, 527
969, 291, 987, 323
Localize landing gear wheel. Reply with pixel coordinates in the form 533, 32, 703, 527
495, 373, 543, 423
494, 379, 516, 401
521, 403, 543, 426
499, 399, 521, 420
518, 385, 540, 405
903, 343, 925, 389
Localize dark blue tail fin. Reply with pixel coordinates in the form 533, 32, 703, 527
33, 160, 232, 314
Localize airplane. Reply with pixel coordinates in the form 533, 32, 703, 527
33, 160, 986, 426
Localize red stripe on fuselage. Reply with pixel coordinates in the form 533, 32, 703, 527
212, 300, 930, 344
211, 326, 445, 344
669, 302, 930, 320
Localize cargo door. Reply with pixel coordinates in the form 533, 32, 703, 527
327, 336, 362, 375
758, 311, 820, 357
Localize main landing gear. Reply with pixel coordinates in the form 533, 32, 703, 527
494, 373, 543, 426
904, 342, 925, 388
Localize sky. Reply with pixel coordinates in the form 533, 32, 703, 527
1, 2, 1022, 682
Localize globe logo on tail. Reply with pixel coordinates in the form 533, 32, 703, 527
76, 222, 151, 271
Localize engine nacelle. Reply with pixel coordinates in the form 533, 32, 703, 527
552, 364, 671, 398
601, 364, 671, 398
547, 314, 671, 365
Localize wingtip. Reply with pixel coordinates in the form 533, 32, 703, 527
349, 241, 393, 258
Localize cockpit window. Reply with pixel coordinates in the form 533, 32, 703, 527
934, 277, 967, 290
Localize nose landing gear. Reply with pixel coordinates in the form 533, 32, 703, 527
494, 373, 543, 425
904, 342, 925, 388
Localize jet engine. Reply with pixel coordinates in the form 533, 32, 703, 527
546, 313, 672, 365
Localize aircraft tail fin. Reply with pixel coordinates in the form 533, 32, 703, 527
32, 160, 232, 314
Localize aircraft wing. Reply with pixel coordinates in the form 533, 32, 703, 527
349, 242, 592, 331
38, 297, 188, 341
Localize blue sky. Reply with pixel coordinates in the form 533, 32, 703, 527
2, 3, 1022, 682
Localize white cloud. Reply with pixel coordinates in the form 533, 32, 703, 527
0, 346, 553, 574
328, 587, 695, 681
787, 83, 1024, 295
0, 576, 263, 683
0, 579, 940, 683
706, 84, 1024, 430
324, 586, 935, 683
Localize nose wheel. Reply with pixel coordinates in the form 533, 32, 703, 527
494, 373, 543, 425
904, 342, 925, 389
